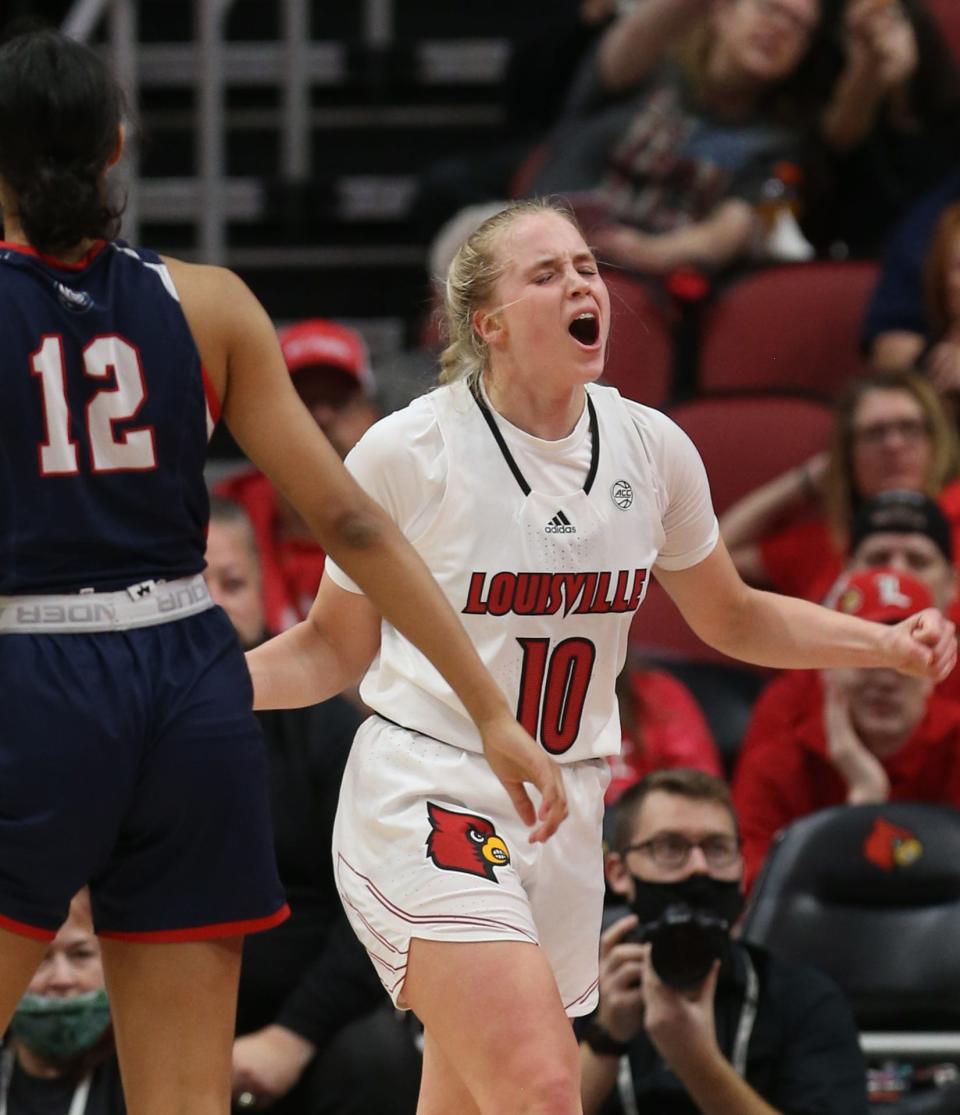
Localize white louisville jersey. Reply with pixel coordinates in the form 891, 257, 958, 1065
325, 379, 718, 763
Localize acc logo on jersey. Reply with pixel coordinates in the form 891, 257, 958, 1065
863, 817, 923, 871
425, 802, 510, 882
611, 479, 633, 510
54, 281, 94, 314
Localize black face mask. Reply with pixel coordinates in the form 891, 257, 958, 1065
628, 873, 745, 990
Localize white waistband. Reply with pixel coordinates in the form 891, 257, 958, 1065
0, 574, 213, 633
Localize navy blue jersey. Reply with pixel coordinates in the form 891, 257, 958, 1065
0, 240, 217, 593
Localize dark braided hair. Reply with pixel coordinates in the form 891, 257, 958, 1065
0, 29, 125, 255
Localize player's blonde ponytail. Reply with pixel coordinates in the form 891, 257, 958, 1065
438, 198, 579, 388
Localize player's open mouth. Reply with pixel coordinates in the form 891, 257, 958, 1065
568, 311, 599, 347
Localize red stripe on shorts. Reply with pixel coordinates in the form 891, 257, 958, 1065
0, 911, 57, 942
564, 976, 599, 1011
97, 903, 290, 942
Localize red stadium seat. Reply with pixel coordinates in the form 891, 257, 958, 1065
600, 269, 676, 408
629, 393, 834, 667
927, 0, 960, 64
698, 261, 878, 398
668, 392, 835, 515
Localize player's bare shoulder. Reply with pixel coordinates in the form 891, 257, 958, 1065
160, 257, 270, 399
160, 254, 248, 307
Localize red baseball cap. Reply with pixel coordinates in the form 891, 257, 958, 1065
831, 568, 934, 624
277, 318, 375, 395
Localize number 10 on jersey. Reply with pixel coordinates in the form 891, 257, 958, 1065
516, 637, 596, 754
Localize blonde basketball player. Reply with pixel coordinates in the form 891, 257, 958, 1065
247, 199, 956, 1115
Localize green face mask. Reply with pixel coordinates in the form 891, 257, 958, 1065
9, 989, 111, 1064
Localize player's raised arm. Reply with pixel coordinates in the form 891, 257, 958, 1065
655, 538, 956, 681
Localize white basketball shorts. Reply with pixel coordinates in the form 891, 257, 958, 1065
332, 715, 609, 1016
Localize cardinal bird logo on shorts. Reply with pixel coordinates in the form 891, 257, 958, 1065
863, 817, 923, 871
425, 802, 511, 883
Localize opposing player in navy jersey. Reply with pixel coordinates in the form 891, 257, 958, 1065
0, 31, 566, 1115
248, 199, 957, 1115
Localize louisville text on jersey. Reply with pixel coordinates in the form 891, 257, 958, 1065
462, 569, 647, 617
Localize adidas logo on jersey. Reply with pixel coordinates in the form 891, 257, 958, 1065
545, 510, 576, 534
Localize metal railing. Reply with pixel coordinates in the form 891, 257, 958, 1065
61, 0, 330, 263
194, 0, 230, 262
861, 1032, 960, 1058
60, 0, 513, 265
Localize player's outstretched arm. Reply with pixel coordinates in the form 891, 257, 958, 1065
655, 539, 957, 680
171, 260, 568, 840
245, 576, 382, 710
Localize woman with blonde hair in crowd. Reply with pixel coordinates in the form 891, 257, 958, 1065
722, 370, 960, 603
529, 0, 835, 274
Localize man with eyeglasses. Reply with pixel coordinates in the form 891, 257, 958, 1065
579, 768, 866, 1115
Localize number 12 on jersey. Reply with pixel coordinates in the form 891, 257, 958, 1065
32, 334, 157, 475
516, 637, 597, 754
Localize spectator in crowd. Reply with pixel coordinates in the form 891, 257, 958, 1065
732, 567, 960, 890
807, 0, 960, 257
720, 370, 960, 601
864, 200, 960, 418
841, 490, 959, 618
580, 769, 867, 1115
864, 164, 960, 373
867, 200, 960, 427
529, 0, 835, 275
606, 664, 724, 805
3, 891, 124, 1115
216, 319, 380, 633
919, 202, 960, 413
203, 497, 421, 1115
741, 489, 960, 755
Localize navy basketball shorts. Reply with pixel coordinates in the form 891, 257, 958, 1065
0, 603, 288, 941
